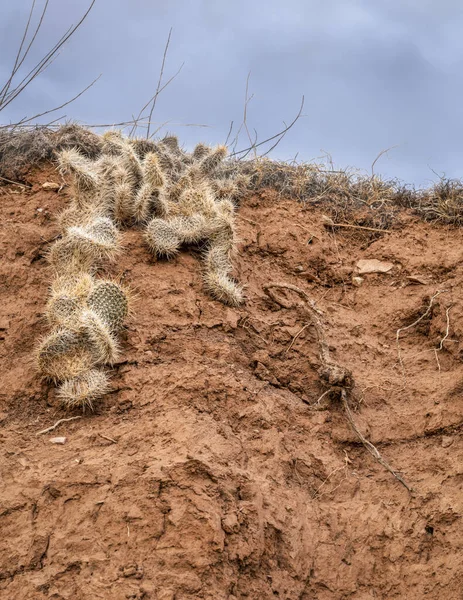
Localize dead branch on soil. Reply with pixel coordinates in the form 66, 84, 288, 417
98, 433, 117, 444
0, 175, 32, 188
321, 215, 389, 233
264, 282, 413, 492
36, 415, 82, 435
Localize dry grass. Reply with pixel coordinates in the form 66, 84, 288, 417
0, 124, 102, 180
220, 156, 463, 228
1, 125, 462, 227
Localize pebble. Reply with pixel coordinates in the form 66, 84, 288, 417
42, 182, 60, 191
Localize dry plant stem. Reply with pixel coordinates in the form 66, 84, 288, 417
98, 433, 117, 444
341, 390, 412, 492
36, 415, 82, 435
0, 175, 32, 188
371, 145, 399, 176
0, 0, 96, 113
396, 289, 447, 378
324, 221, 388, 233
230, 96, 305, 158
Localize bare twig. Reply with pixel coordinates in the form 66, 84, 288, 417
224, 120, 234, 145
230, 96, 305, 158
0, 0, 96, 114
285, 323, 310, 354
98, 433, 117, 444
371, 145, 399, 176
0, 175, 32, 188
243, 72, 255, 155
17, 75, 101, 125
230, 72, 255, 154
437, 305, 452, 351
36, 416, 81, 435
0, 0, 42, 103
147, 27, 173, 139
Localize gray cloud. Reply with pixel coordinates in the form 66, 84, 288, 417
1, 0, 463, 185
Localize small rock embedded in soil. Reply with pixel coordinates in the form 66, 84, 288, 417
42, 182, 60, 191
50, 436, 66, 444
442, 436, 454, 448
356, 259, 394, 274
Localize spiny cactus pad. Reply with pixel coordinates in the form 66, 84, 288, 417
58, 369, 110, 411
86, 281, 128, 331
145, 218, 182, 258
81, 309, 120, 364
37, 328, 95, 382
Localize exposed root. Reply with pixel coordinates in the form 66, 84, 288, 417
264, 281, 413, 493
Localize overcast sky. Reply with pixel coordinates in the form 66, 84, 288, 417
1, 0, 463, 185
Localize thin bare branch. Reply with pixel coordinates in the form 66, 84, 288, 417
36, 416, 82, 435
371, 145, 398, 176
0, 0, 51, 104
0, 0, 38, 102
230, 95, 305, 158
0, 0, 96, 113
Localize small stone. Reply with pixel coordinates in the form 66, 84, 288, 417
356, 259, 394, 274
221, 512, 239, 534
442, 436, 454, 448
126, 505, 143, 520
36, 208, 43, 213
50, 437, 66, 444
352, 276, 364, 287
42, 182, 60, 191
406, 275, 428, 285
122, 565, 137, 577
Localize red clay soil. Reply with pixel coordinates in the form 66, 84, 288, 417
1, 165, 462, 600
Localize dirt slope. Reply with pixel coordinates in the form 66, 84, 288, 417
0, 165, 462, 600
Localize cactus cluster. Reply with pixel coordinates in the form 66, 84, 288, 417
38, 136, 131, 410
38, 131, 244, 411
135, 138, 244, 306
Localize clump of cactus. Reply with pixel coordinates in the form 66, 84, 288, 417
38, 276, 129, 410
38, 135, 134, 410
38, 130, 245, 411
139, 140, 243, 306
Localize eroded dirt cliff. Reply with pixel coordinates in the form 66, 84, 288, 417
1, 166, 462, 599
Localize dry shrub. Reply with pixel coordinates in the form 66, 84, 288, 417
0, 123, 102, 181
0, 127, 54, 180
220, 157, 463, 228
403, 179, 463, 226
